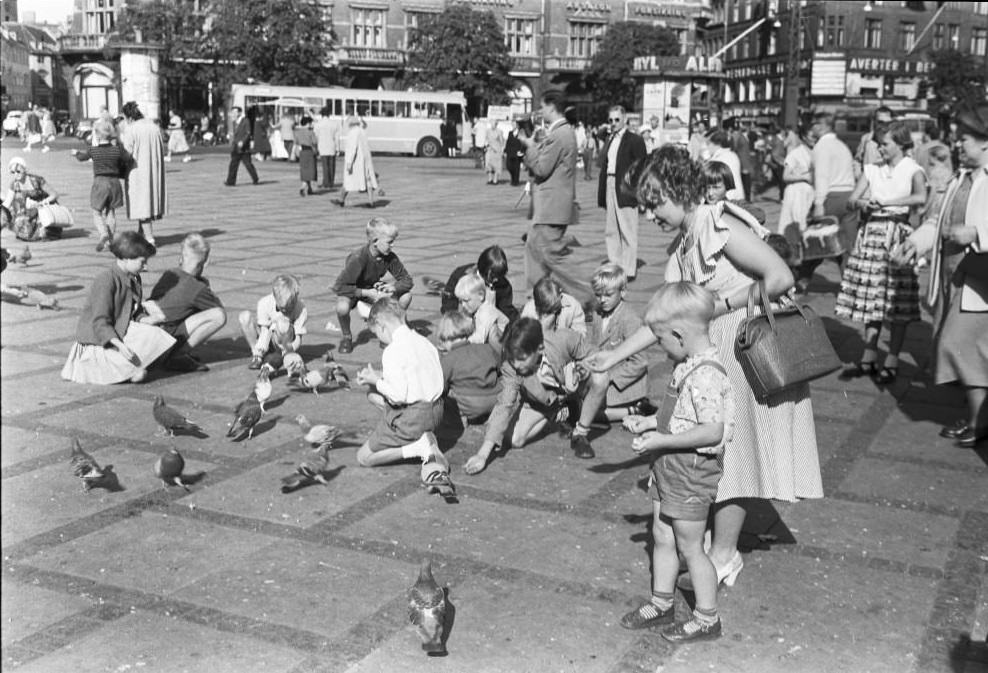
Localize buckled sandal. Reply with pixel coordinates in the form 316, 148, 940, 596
873, 367, 897, 384
620, 601, 675, 630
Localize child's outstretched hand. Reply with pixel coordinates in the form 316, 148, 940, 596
356, 363, 379, 386
631, 431, 667, 454
623, 414, 656, 434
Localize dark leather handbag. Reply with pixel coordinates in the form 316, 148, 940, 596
735, 281, 841, 400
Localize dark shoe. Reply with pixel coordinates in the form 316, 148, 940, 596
629, 399, 658, 417
571, 434, 595, 459
956, 428, 988, 449
620, 602, 675, 630
224, 182, 235, 187
252, 178, 260, 185
307, 187, 314, 195
164, 352, 209, 372
874, 367, 898, 384
95, 236, 110, 252
300, 189, 306, 197
338, 336, 354, 354
248, 354, 263, 370
661, 616, 722, 643
939, 419, 969, 439
838, 362, 877, 380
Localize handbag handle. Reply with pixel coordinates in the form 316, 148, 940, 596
746, 280, 812, 333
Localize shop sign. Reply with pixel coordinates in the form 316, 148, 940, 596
565, 1, 610, 12
848, 57, 932, 76
633, 54, 722, 74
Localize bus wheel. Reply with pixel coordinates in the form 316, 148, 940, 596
417, 137, 441, 158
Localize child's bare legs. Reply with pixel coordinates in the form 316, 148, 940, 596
395, 292, 413, 311
105, 208, 116, 236
577, 371, 610, 430
184, 307, 227, 351
92, 210, 110, 250
881, 321, 908, 375
708, 500, 746, 570
238, 311, 260, 354
335, 296, 356, 346
673, 517, 718, 613
510, 404, 550, 448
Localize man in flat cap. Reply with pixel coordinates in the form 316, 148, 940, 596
896, 102, 988, 449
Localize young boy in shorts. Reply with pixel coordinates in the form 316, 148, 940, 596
437, 310, 501, 427
333, 217, 413, 354
355, 298, 449, 485
620, 281, 733, 643
142, 233, 226, 371
238, 274, 307, 370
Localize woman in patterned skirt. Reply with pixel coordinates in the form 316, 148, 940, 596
835, 122, 928, 384
588, 145, 822, 590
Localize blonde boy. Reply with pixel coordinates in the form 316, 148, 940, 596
238, 274, 307, 369
521, 276, 587, 333
333, 217, 413, 354
620, 281, 733, 644
454, 271, 508, 347
437, 310, 501, 426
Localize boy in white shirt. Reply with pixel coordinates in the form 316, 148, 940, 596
238, 274, 307, 370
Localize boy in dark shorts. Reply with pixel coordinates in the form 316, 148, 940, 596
355, 298, 450, 486
620, 281, 733, 643
332, 217, 413, 354
142, 233, 226, 371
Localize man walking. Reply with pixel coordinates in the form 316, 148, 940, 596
314, 106, 341, 189
522, 91, 591, 306
598, 106, 647, 281
225, 106, 259, 187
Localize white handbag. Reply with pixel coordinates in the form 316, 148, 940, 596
36, 203, 74, 228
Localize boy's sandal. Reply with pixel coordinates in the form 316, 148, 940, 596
620, 602, 675, 630
838, 361, 877, 380
874, 367, 897, 384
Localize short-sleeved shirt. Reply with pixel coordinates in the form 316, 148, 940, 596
149, 268, 223, 325
668, 347, 734, 453
256, 293, 307, 335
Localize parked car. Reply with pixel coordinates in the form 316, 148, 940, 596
3, 110, 23, 136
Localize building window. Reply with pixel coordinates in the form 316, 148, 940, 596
824, 15, 845, 48
933, 23, 944, 50
351, 8, 386, 47
899, 22, 915, 51
740, 34, 749, 58
973, 27, 987, 56
505, 18, 536, 56
864, 19, 882, 49
568, 21, 604, 58
948, 24, 959, 49
405, 11, 437, 48
976, 2, 988, 15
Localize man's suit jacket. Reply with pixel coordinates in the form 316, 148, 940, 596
597, 130, 647, 209
524, 119, 577, 226
231, 117, 251, 154
586, 302, 648, 404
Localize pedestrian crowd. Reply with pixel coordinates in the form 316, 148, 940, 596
1, 91, 984, 648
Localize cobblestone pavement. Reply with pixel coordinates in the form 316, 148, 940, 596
1, 137, 986, 673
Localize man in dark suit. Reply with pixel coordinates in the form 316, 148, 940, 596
522, 91, 591, 308
225, 106, 259, 186
597, 106, 646, 280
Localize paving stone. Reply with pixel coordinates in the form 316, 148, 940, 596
0, 315, 78, 346
0, 349, 66, 378
656, 551, 938, 673
22, 511, 279, 595
840, 458, 988, 512
0, 582, 93, 647
346, 575, 639, 673
1, 371, 119, 418
1, 446, 213, 547
869, 403, 986, 470
1, 425, 78, 468
774, 498, 959, 570
172, 539, 414, 640
806, 385, 876, 421
342, 497, 647, 594
13, 612, 307, 673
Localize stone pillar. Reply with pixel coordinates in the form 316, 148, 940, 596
118, 44, 163, 121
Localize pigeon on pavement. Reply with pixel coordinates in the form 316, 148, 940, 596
300, 365, 329, 394
280, 443, 333, 492
294, 414, 341, 446
154, 448, 189, 491
15, 245, 31, 265
227, 391, 262, 440
152, 395, 201, 436
254, 365, 273, 411
69, 437, 103, 492
408, 560, 448, 655
283, 352, 305, 380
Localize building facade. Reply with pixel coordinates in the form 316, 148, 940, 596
704, 0, 988, 126
1, 24, 30, 113
2, 22, 70, 112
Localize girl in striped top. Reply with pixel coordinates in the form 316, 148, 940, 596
72, 119, 131, 252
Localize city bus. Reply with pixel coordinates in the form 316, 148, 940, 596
228, 84, 468, 157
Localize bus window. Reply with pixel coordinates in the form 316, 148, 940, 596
428, 103, 445, 118
326, 99, 343, 116
380, 100, 396, 117
368, 100, 380, 117
356, 100, 371, 117
447, 103, 462, 124
395, 101, 410, 118
412, 102, 427, 118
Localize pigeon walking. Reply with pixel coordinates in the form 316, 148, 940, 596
69, 437, 103, 492
152, 395, 201, 437
15, 245, 31, 266
294, 414, 341, 447
280, 443, 332, 493
408, 560, 448, 655
23, 287, 59, 310
283, 352, 305, 380
154, 448, 189, 491
254, 365, 273, 411
227, 391, 262, 440
300, 365, 329, 394
323, 352, 351, 389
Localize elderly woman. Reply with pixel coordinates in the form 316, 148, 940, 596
835, 121, 928, 384
588, 144, 822, 590
337, 116, 379, 208
120, 101, 166, 245
1, 156, 64, 241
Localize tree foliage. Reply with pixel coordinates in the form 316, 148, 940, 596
928, 49, 987, 114
585, 22, 680, 111
115, 0, 205, 88
405, 6, 514, 106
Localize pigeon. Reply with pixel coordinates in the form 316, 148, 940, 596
300, 365, 329, 394
254, 365, 273, 411
261, 349, 284, 372
69, 437, 103, 491
154, 448, 189, 491
15, 245, 31, 266
283, 352, 305, 380
23, 287, 59, 310
227, 391, 262, 440
295, 414, 341, 447
323, 353, 351, 389
408, 560, 448, 655
280, 443, 332, 493
420, 276, 446, 295
152, 395, 202, 437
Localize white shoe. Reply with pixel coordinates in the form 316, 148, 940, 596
41, 146, 50, 153
182, 156, 192, 163
164, 156, 172, 162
